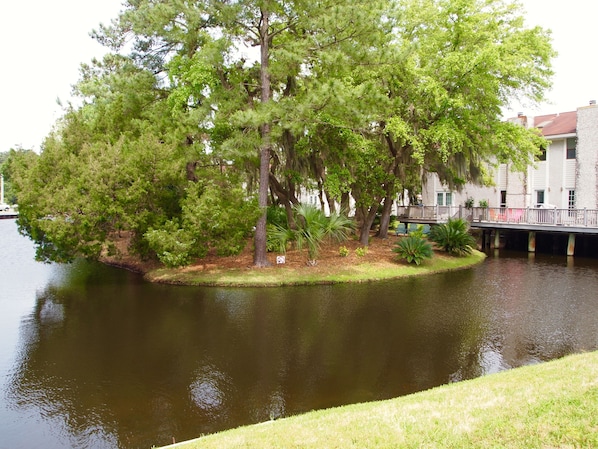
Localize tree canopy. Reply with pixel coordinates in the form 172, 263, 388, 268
12, 0, 554, 264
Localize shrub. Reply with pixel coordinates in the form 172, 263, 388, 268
145, 220, 196, 267
393, 235, 433, 265
267, 223, 294, 253
267, 205, 288, 227
355, 246, 368, 257
267, 204, 354, 263
339, 246, 349, 257
144, 181, 261, 267
429, 218, 477, 256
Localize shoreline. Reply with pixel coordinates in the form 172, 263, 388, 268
100, 235, 487, 287
157, 350, 598, 449
142, 250, 487, 288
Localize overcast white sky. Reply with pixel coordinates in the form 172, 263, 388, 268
0, 0, 596, 153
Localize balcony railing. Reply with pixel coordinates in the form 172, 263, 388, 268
396, 206, 598, 228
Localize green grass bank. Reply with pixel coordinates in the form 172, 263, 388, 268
159, 351, 598, 449
146, 249, 487, 287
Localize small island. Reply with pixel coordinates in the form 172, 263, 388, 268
102, 233, 486, 287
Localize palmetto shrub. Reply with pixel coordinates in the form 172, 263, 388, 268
429, 218, 476, 256
392, 235, 433, 265
268, 204, 354, 264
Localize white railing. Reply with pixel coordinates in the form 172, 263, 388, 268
396, 206, 598, 228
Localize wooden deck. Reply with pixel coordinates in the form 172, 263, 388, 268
396, 206, 598, 235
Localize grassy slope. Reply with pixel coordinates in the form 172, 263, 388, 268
146, 250, 487, 287
160, 351, 598, 449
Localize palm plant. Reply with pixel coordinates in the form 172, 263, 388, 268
392, 235, 433, 265
268, 204, 354, 265
429, 218, 477, 256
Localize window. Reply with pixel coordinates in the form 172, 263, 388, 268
436, 192, 453, 206
536, 190, 545, 205
566, 138, 576, 159
537, 146, 547, 161
500, 190, 507, 208
568, 190, 576, 209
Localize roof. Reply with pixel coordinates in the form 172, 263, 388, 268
533, 111, 577, 136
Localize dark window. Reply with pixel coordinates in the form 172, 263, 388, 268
500, 190, 507, 208
538, 146, 547, 161
568, 190, 576, 209
536, 190, 545, 205
566, 138, 576, 159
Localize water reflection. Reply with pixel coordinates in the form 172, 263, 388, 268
2, 242, 598, 448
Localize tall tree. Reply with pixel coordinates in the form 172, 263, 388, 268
160, 0, 391, 263
351, 0, 555, 244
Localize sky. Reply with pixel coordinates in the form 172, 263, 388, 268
1, 0, 597, 153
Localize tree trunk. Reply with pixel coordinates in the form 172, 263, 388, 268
325, 189, 336, 214
340, 192, 350, 214
377, 193, 394, 239
359, 206, 378, 245
269, 174, 298, 229
254, 8, 271, 267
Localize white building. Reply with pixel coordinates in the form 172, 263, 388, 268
423, 103, 598, 210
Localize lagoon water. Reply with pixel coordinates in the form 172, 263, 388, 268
1, 218, 597, 448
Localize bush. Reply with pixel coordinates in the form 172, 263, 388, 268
267, 223, 294, 253
267, 204, 354, 263
144, 181, 261, 267
429, 218, 476, 256
267, 205, 288, 227
393, 235, 433, 265
145, 220, 196, 267
339, 246, 349, 257
355, 247, 368, 257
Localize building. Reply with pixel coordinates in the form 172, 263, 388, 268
422, 102, 598, 210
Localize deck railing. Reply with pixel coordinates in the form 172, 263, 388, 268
396, 206, 598, 228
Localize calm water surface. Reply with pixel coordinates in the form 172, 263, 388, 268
1, 219, 597, 448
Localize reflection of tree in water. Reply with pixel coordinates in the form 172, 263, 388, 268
8, 258, 597, 448
7, 271, 491, 448
7, 286, 120, 449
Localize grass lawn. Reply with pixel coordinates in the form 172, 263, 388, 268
158, 351, 598, 448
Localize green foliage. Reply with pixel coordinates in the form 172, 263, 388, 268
181, 181, 260, 257
393, 235, 433, 265
465, 197, 475, 208
266, 205, 288, 228
478, 199, 489, 208
145, 180, 261, 267
429, 218, 477, 256
145, 220, 196, 268
12, 0, 555, 268
408, 224, 426, 239
12, 127, 190, 263
355, 247, 368, 257
266, 223, 294, 254
267, 204, 354, 263
339, 246, 349, 257
1, 149, 31, 204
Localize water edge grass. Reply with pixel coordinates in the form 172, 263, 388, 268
146, 249, 486, 287
158, 351, 598, 448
